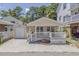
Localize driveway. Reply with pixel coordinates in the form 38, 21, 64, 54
0, 39, 79, 55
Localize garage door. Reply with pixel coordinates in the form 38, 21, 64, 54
15, 26, 26, 39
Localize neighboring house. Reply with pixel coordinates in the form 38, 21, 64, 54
57, 3, 71, 22
2, 16, 27, 39
57, 3, 79, 22
27, 17, 66, 44
57, 3, 79, 43
0, 20, 13, 43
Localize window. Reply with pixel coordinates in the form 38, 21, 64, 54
40, 27, 43, 32
63, 15, 70, 22
10, 28, 13, 31
36, 26, 43, 32
5, 27, 7, 31
63, 16, 66, 22
59, 16, 61, 21
37, 27, 40, 32
63, 3, 66, 9
47, 27, 50, 31
71, 8, 79, 15
11, 21, 15, 23
75, 12, 78, 15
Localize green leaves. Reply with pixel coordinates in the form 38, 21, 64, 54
26, 3, 58, 22
46, 3, 58, 20
0, 3, 58, 23
0, 6, 22, 18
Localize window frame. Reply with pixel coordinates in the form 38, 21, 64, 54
47, 26, 50, 32
63, 3, 66, 9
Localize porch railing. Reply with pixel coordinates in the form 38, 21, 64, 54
29, 32, 66, 43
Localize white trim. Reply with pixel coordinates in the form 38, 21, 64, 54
50, 26, 51, 32
30, 34, 32, 42
29, 31, 66, 43
35, 26, 37, 40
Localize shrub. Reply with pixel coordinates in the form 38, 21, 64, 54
0, 33, 3, 44
66, 41, 71, 45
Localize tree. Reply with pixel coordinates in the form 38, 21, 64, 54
14, 6, 23, 16
18, 15, 29, 24
0, 3, 58, 23
28, 7, 37, 21
26, 6, 47, 22
26, 3, 58, 21
8, 9, 17, 17
46, 3, 58, 20
0, 6, 23, 18
39, 5, 47, 17
1, 10, 9, 17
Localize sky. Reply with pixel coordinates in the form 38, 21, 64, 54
0, 3, 50, 13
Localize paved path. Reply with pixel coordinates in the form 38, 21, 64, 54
0, 39, 27, 52
0, 39, 79, 55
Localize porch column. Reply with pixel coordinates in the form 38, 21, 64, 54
29, 26, 33, 42
28, 27, 30, 37
28, 27, 32, 42
30, 33, 32, 42
28, 27, 30, 34
35, 26, 37, 40
50, 26, 51, 32
58, 26, 61, 32
49, 26, 52, 41
66, 26, 72, 42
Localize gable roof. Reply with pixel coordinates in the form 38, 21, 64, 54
27, 17, 64, 26
0, 20, 13, 25
3, 16, 23, 26
3, 16, 21, 22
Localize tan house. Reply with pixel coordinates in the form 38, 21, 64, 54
0, 20, 13, 43
27, 17, 66, 44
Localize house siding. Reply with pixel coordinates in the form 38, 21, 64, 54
57, 3, 79, 43
0, 24, 5, 32
57, 3, 71, 22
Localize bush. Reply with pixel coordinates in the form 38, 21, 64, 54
0, 33, 3, 44
66, 41, 71, 45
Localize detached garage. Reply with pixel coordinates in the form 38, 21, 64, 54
3, 16, 27, 39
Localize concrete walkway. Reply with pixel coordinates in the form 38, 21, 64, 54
0, 39, 79, 55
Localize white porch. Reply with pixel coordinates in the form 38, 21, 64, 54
28, 32, 66, 44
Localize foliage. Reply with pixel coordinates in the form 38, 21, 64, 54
26, 3, 58, 22
18, 15, 28, 24
0, 6, 22, 18
0, 3, 58, 23
46, 3, 58, 20
0, 10, 9, 17
0, 33, 3, 44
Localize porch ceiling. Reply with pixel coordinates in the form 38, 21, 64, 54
27, 17, 64, 27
